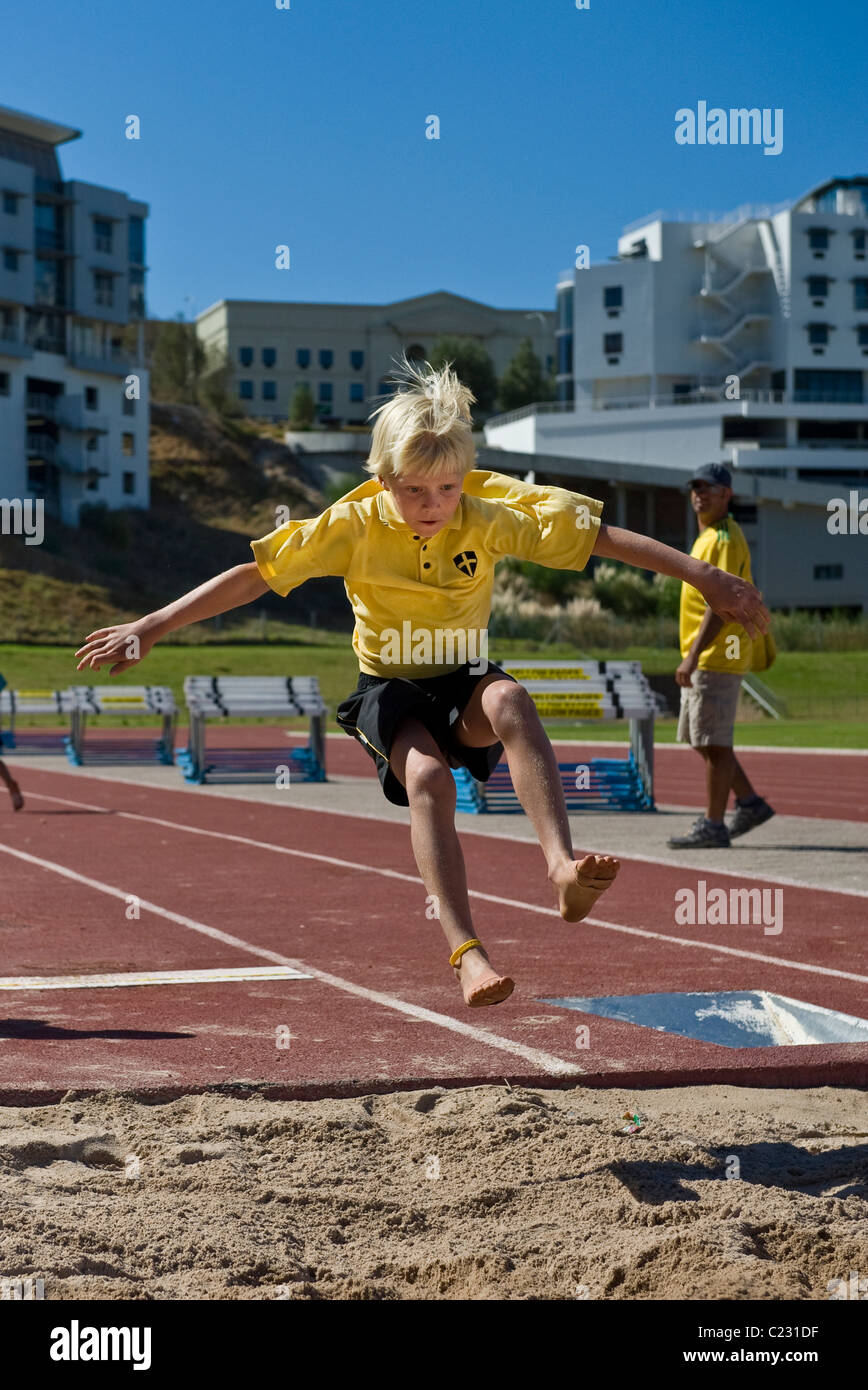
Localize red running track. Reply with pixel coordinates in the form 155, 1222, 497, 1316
0, 763, 865, 1102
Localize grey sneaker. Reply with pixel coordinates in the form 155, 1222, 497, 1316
728, 797, 775, 840
668, 816, 731, 849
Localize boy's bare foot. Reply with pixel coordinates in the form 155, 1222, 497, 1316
452, 946, 515, 1008
550, 853, 620, 922
8, 780, 23, 812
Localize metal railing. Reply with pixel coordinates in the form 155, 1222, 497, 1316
623, 199, 792, 235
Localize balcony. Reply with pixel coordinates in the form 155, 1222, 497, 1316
58, 397, 109, 433
26, 432, 59, 461
0, 326, 33, 359
68, 347, 132, 377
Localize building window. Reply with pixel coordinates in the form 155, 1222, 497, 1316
603, 286, 623, 309
93, 271, 114, 307
122, 395, 136, 415
556, 285, 573, 332
854, 229, 867, 256
85, 387, 99, 409
122, 433, 135, 457
93, 217, 113, 253
128, 216, 145, 264
546, 354, 554, 373
807, 323, 829, 345
319, 349, 333, 369
128, 268, 145, 319
377, 379, 394, 398
794, 369, 863, 403
3, 249, 19, 271
2, 191, 18, 214
853, 279, 868, 311
85, 434, 99, 453
557, 334, 573, 376
603, 332, 623, 355
350, 349, 364, 370
262, 347, 276, 367
807, 228, 829, 251
814, 564, 843, 580
239, 346, 253, 367
239, 381, 253, 400
262, 380, 276, 400
123, 471, 136, 495
807, 276, 830, 299
297, 348, 310, 368
318, 382, 333, 403
349, 382, 365, 402
857, 325, 868, 346
0, 371, 9, 395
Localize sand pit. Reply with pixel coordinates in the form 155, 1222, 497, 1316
0, 1083, 865, 1301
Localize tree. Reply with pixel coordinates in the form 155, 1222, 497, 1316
149, 316, 207, 405
199, 344, 244, 418
496, 336, 556, 412
426, 336, 498, 424
289, 382, 315, 430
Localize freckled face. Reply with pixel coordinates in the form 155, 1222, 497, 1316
380, 473, 463, 535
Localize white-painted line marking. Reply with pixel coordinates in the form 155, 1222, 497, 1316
21, 782, 868, 901
5, 799, 867, 988
0, 843, 582, 1077
0, 966, 311, 992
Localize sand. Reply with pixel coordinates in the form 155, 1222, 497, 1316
0, 1083, 865, 1301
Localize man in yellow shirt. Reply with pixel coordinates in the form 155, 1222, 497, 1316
74, 359, 770, 1009
668, 463, 775, 850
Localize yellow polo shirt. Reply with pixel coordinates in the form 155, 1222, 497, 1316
679, 516, 753, 672
250, 469, 603, 678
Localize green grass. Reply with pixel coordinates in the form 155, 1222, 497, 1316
1, 640, 866, 748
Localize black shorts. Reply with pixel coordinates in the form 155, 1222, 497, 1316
335, 660, 516, 806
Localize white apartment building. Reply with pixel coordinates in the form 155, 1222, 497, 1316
195, 292, 555, 425
0, 104, 150, 526
486, 177, 868, 486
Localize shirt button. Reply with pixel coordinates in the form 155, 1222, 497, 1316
412, 535, 420, 540
423, 562, 431, 569
422, 544, 427, 550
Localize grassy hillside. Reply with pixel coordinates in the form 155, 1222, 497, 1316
0, 403, 352, 642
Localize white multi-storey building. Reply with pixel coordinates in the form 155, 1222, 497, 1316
0, 104, 150, 526
487, 177, 868, 486
196, 293, 555, 425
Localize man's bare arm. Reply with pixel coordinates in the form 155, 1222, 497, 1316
75, 562, 271, 676
592, 523, 769, 638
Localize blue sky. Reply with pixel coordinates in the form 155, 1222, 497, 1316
5, 0, 867, 321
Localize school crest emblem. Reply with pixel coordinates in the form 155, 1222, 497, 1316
452, 550, 478, 577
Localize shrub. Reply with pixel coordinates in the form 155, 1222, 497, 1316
592, 561, 658, 618
78, 502, 130, 548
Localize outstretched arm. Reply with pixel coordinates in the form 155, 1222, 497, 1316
593, 523, 769, 638
75, 562, 270, 676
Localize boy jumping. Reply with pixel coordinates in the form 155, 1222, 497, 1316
74, 356, 769, 1009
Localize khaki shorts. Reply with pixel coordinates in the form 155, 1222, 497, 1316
677, 669, 743, 747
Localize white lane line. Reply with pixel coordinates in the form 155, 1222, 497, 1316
8, 795, 868, 987
0, 966, 312, 991
0, 843, 581, 1078
284, 732, 868, 757
21, 783, 868, 901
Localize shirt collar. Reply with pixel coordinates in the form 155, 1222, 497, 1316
376, 487, 464, 532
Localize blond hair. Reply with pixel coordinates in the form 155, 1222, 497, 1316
363, 352, 477, 480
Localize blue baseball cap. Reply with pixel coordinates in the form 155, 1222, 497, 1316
689, 462, 732, 489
